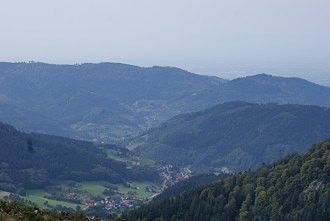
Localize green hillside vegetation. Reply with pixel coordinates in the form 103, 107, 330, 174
126, 140, 330, 221
1, 62, 330, 143
0, 200, 126, 221
130, 102, 330, 171
155, 174, 227, 201
0, 122, 159, 194
23, 189, 81, 210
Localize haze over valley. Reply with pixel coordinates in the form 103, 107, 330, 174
1, 62, 330, 144
0, 0, 329, 220
0, 61, 329, 219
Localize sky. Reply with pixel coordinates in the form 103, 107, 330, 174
1, 0, 330, 85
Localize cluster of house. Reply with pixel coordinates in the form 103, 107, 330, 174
82, 193, 145, 211
159, 165, 192, 191
81, 182, 159, 211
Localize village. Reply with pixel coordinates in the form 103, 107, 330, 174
158, 165, 192, 191
2, 164, 193, 214
81, 164, 192, 211
82, 192, 146, 211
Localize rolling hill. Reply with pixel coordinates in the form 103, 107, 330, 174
129, 102, 330, 171
1, 62, 330, 143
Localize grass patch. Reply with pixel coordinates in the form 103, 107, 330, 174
75, 181, 160, 199
76, 181, 108, 197
115, 182, 160, 199
21, 180, 160, 211
104, 149, 126, 162
24, 190, 82, 209
126, 142, 141, 150
26, 190, 50, 198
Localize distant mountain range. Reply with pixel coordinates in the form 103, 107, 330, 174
0, 62, 223, 142
1, 62, 330, 142
129, 102, 330, 171
127, 140, 330, 221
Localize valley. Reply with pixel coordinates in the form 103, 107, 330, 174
0, 122, 193, 216
0, 63, 329, 219
1, 1, 329, 220
1, 164, 192, 217
5, 181, 159, 213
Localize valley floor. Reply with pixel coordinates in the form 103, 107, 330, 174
0, 164, 192, 217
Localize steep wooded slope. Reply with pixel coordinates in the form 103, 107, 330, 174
131, 102, 330, 171
127, 140, 330, 221
0, 122, 158, 192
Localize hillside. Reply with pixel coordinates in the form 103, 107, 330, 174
154, 174, 226, 201
130, 102, 330, 171
217, 73, 330, 106
0, 122, 158, 193
126, 140, 330, 221
0, 200, 124, 221
0, 62, 223, 142
1, 62, 330, 143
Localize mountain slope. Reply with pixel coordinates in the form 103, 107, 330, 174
1, 62, 330, 143
0, 122, 158, 193
130, 102, 330, 171
0, 200, 122, 221
0, 62, 223, 142
219, 74, 330, 106
127, 140, 330, 221
174, 73, 330, 109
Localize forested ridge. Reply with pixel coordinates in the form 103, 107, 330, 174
154, 174, 227, 201
126, 140, 330, 221
0, 122, 158, 193
131, 102, 330, 171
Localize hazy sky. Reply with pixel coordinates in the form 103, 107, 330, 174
1, 0, 330, 84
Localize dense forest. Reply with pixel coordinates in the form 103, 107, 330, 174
155, 174, 227, 201
131, 102, 330, 171
0, 122, 158, 193
126, 140, 330, 221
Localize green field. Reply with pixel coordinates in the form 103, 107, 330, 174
115, 182, 160, 199
76, 181, 108, 197
22, 180, 160, 210
76, 181, 160, 199
105, 149, 127, 162
24, 190, 82, 209
104, 148, 156, 168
